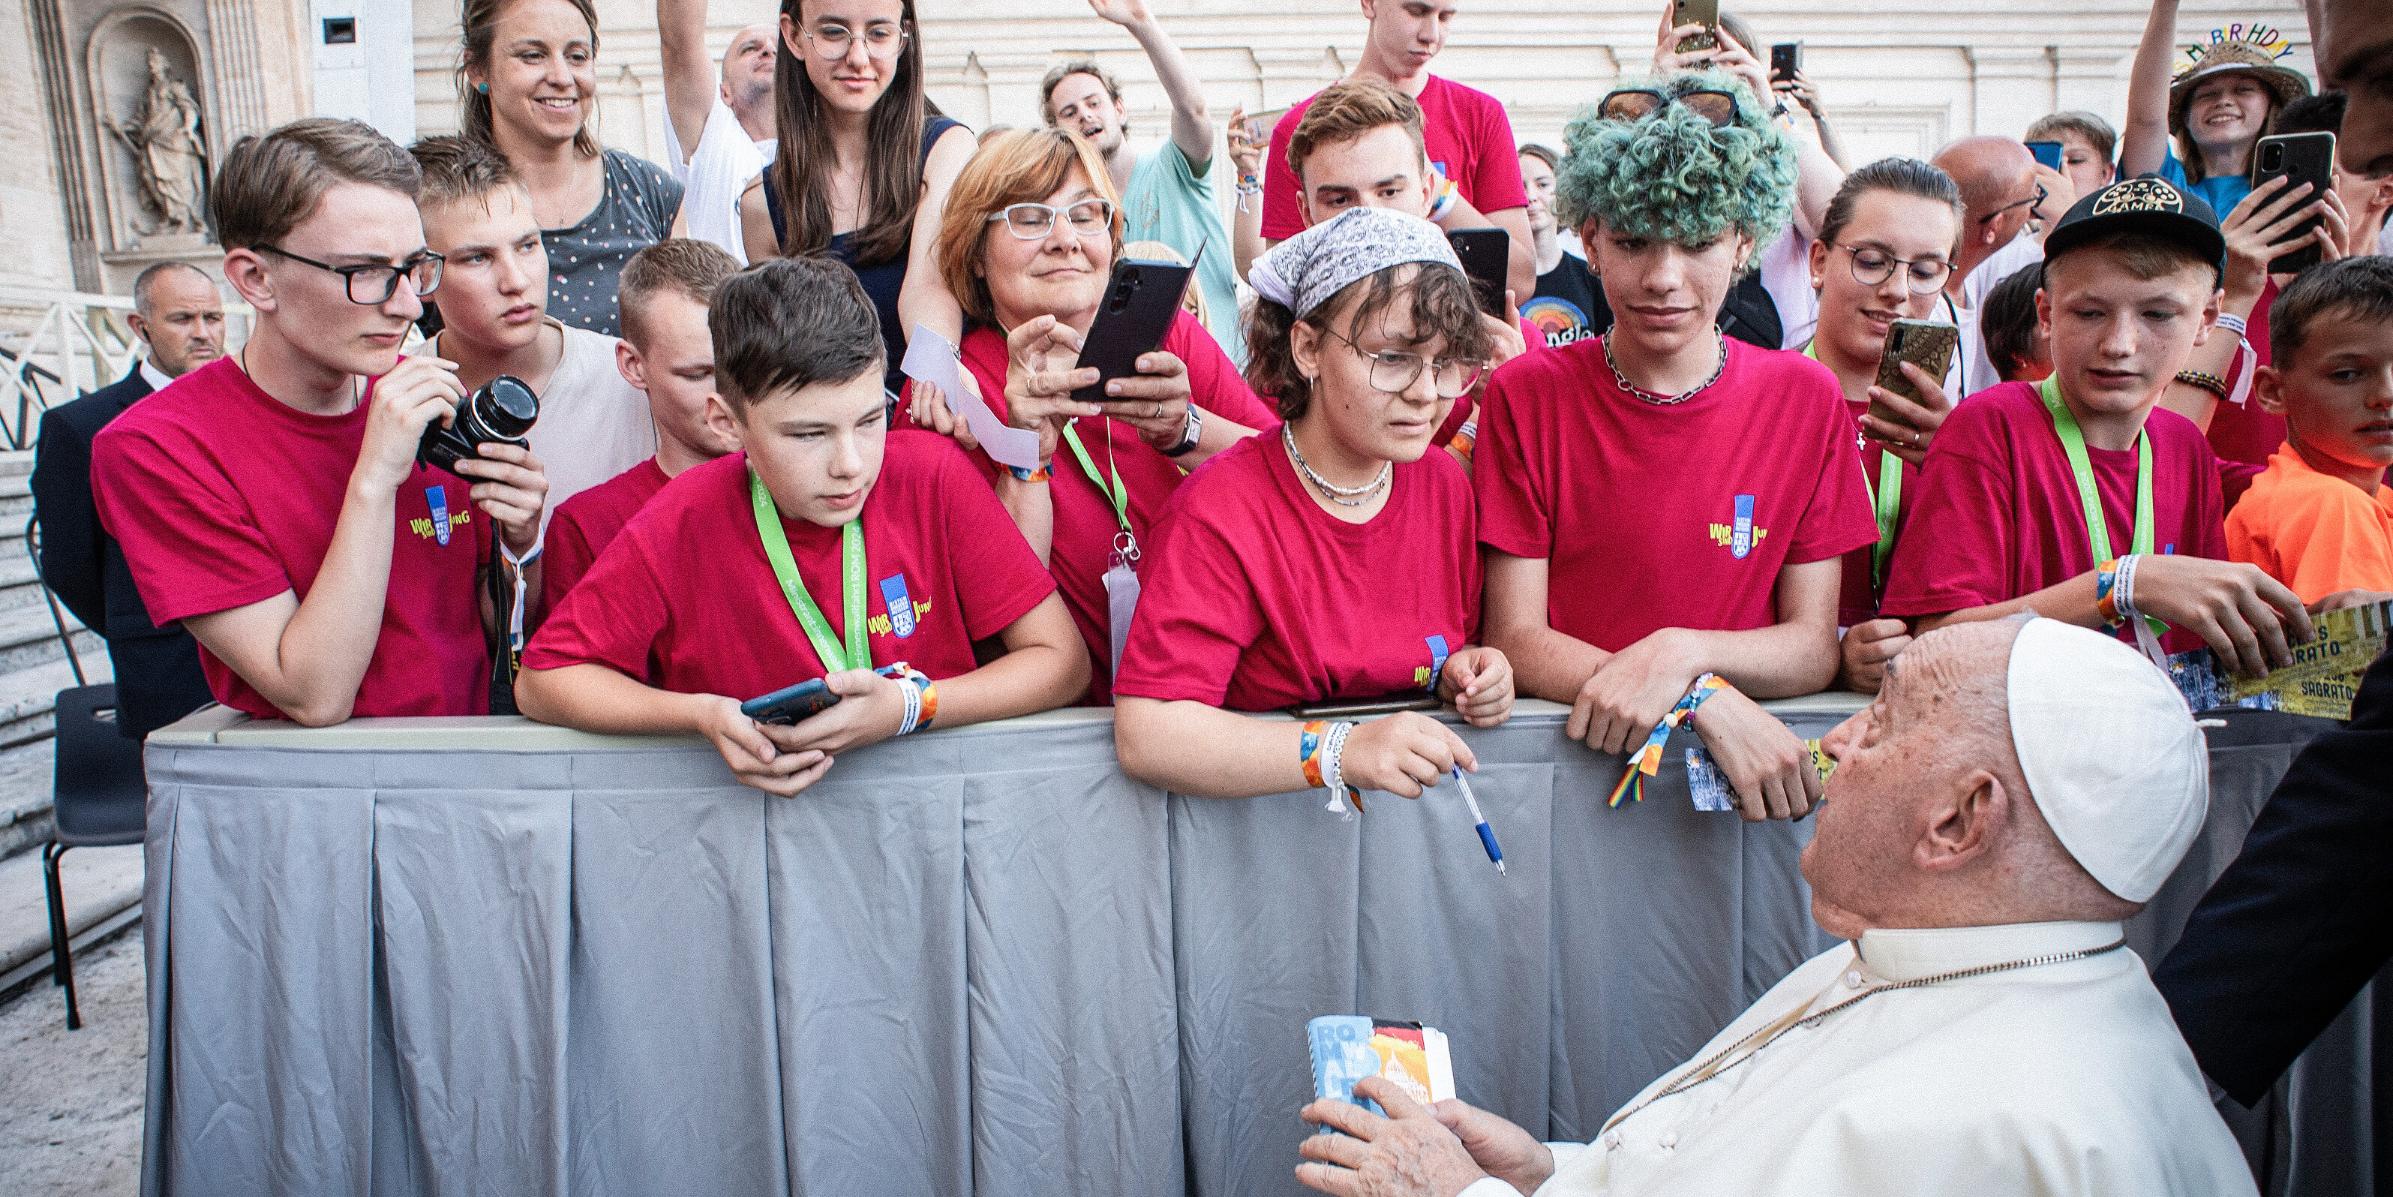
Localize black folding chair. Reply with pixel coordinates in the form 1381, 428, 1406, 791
28, 513, 146, 1029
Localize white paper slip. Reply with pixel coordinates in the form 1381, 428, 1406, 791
901, 325, 1043, 470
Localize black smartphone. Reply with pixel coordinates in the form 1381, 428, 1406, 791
1871, 319, 1959, 425
1673, 0, 1719, 53
1446, 227, 1510, 316
740, 678, 842, 725
1072, 257, 1195, 404
1770, 42, 1801, 83
2026, 139, 2065, 172
2252, 131, 2337, 275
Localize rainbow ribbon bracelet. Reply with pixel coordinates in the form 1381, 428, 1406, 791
1607, 673, 1727, 808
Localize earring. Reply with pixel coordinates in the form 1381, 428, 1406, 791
475, 82, 489, 94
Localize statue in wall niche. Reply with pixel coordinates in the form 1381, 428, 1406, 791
109, 48, 209, 235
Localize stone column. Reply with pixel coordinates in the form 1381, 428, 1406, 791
1966, 44, 2054, 140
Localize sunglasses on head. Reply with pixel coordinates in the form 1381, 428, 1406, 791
1595, 88, 1743, 128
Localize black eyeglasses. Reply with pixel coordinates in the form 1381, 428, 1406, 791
257, 244, 444, 305
1830, 243, 1954, 295
1595, 88, 1742, 128
1978, 181, 2049, 225
1321, 327, 1487, 399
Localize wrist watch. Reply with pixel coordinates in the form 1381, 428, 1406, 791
1164, 405, 1203, 457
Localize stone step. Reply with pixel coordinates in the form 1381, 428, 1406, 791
0, 736, 60, 863
0, 600, 93, 677
0, 650, 111, 756
0, 450, 33, 480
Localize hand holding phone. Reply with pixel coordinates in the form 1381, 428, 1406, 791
1770, 42, 1801, 83
1870, 319, 1958, 434
741, 678, 843, 726
2250, 131, 2337, 275
1073, 258, 1195, 404
2026, 140, 2065, 172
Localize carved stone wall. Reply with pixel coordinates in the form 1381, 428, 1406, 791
15, 0, 315, 295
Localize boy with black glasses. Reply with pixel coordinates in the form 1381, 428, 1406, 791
92, 118, 548, 725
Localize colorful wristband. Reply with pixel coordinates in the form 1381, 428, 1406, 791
1607, 673, 1727, 809
2095, 557, 2125, 626
1007, 462, 1053, 483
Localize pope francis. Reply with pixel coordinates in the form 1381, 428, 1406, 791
1295, 618, 2258, 1197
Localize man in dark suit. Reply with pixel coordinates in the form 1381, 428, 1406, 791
2155, 644, 2393, 1105
31, 261, 223, 737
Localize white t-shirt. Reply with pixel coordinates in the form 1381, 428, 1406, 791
1957, 233, 2045, 397
1757, 226, 1819, 352
662, 100, 775, 266
428, 322, 657, 535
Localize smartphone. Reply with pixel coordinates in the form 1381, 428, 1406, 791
2026, 139, 2065, 172
1770, 42, 1801, 83
1870, 319, 1959, 426
1445, 228, 1510, 315
740, 678, 842, 726
1072, 257, 1195, 405
2251, 131, 2337, 275
1673, 0, 1719, 53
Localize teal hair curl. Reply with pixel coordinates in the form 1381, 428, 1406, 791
1553, 70, 1797, 250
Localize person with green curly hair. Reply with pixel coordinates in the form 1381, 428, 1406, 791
1472, 71, 1880, 823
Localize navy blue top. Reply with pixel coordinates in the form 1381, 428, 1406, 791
763, 115, 964, 393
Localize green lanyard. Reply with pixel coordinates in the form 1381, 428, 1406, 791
1804, 341, 1905, 590
2036, 376, 2153, 562
750, 469, 870, 674
1059, 421, 1133, 535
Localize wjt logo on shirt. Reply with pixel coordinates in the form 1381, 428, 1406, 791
411, 484, 471, 544
1415, 635, 1452, 690
1707, 494, 1768, 560
872, 573, 929, 639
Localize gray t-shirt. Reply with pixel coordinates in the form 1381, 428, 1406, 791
543, 148, 684, 338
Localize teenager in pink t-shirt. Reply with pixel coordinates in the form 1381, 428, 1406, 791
1264, 80, 1538, 465
1795, 160, 1968, 693
518, 258, 1087, 797
90, 119, 549, 726
1878, 175, 2311, 677
1114, 208, 1514, 804
898, 129, 1274, 702
1254, 0, 1530, 296
545, 238, 746, 601
1476, 75, 1875, 823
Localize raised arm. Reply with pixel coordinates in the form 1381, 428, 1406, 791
896, 124, 981, 358
2120, 0, 2183, 179
657, 0, 717, 164
1090, 0, 1217, 171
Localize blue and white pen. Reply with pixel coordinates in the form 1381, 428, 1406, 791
1453, 768, 1504, 875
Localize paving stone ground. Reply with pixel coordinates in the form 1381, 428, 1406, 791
0, 929, 144, 1196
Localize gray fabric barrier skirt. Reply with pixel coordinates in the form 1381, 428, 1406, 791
138, 701, 2376, 1196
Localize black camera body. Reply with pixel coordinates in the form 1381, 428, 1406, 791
420, 374, 539, 474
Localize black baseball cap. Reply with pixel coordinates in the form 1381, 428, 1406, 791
2042, 174, 2227, 281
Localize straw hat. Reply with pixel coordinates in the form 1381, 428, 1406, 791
2168, 41, 2312, 135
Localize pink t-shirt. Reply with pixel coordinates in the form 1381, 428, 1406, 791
545, 456, 671, 603
523, 435, 1055, 697
895, 311, 1278, 702
90, 356, 493, 720
1261, 74, 1530, 242
1878, 382, 2227, 654
1473, 338, 1878, 652
1112, 432, 1479, 711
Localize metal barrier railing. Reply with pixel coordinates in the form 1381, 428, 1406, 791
0, 286, 253, 451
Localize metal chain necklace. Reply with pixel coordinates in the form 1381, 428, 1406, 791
1601, 937, 2130, 1134
1603, 332, 1728, 406
1283, 423, 1389, 507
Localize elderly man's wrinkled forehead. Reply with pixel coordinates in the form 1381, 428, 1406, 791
1881, 620, 2028, 749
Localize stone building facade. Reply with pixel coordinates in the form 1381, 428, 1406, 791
0, 0, 2322, 297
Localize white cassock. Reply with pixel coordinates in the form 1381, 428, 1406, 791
1458, 921, 2257, 1197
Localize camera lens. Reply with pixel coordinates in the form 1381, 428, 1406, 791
473, 375, 539, 439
